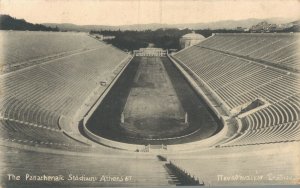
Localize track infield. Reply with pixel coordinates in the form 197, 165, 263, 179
122, 57, 187, 137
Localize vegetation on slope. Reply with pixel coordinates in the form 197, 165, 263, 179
0, 15, 59, 31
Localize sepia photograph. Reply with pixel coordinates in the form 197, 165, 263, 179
0, 0, 299, 187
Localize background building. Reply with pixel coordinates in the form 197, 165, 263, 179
180, 32, 205, 49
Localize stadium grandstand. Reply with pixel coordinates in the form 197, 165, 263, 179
0, 30, 299, 187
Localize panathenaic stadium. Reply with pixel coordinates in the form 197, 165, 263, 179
0, 31, 299, 187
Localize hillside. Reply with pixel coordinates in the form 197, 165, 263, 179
0, 15, 59, 31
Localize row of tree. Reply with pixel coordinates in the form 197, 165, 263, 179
90, 29, 246, 51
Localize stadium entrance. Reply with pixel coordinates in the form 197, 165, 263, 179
134, 48, 167, 56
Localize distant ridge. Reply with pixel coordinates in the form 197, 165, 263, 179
0, 14, 59, 31
1, 14, 297, 32
43, 23, 117, 32
44, 17, 297, 31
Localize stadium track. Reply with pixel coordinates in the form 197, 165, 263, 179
86, 56, 222, 145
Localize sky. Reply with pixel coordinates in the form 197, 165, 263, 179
0, 0, 299, 26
